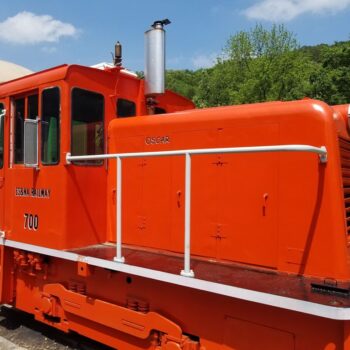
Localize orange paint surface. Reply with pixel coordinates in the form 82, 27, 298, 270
0, 64, 349, 349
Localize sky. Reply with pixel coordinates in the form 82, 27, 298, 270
1, 0, 350, 73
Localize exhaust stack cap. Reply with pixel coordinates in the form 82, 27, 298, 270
144, 19, 171, 96
114, 41, 122, 67
152, 19, 171, 29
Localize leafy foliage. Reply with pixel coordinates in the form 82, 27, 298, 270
165, 70, 199, 100
310, 41, 350, 104
165, 24, 350, 107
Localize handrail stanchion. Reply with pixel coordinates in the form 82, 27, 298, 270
114, 156, 125, 263
181, 153, 195, 277
66, 144, 328, 273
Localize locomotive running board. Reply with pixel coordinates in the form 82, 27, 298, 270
1, 238, 350, 321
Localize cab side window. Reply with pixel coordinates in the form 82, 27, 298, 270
71, 88, 104, 164
116, 98, 136, 118
0, 103, 4, 168
14, 94, 39, 164
28, 94, 38, 119
41, 88, 60, 165
14, 98, 25, 164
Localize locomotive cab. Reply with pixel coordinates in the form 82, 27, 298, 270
0, 64, 194, 250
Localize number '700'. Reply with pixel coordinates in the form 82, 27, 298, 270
24, 213, 39, 230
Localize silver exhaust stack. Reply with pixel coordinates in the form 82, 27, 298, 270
144, 19, 170, 96
114, 41, 122, 67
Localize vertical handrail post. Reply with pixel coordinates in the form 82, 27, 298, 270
114, 156, 125, 263
181, 153, 195, 277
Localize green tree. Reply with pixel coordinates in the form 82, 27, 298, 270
165, 70, 199, 100
195, 24, 318, 107
311, 41, 350, 104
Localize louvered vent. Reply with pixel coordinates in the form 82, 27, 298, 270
339, 137, 350, 234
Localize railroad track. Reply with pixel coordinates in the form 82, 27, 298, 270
0, 306, 114, 350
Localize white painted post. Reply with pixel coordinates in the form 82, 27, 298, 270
181, 153, 195, 277
114, 156, 125, 263
65, 144, 328, 272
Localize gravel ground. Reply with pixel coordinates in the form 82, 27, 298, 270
0, 306, 114, 350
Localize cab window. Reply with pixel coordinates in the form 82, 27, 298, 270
14, 98, 25, 163
28, 94, 38, 119
116, 98, 136, 118
14, 94, 39, 164
71, 88, 104, 164
41, 87, 60, 165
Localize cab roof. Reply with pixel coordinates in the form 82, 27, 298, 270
0, 64, 138, 98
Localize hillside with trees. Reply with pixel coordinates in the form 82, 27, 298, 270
166, 24, 350, 107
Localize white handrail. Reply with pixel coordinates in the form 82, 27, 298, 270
66, 144, 327, 162
115, 156, 124, 263
181, 153, 194, 277
66, 144, 328, 278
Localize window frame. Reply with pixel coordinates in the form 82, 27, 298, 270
41, 86, 60, 166
13, 96, 25, 165
11, 91, 39, 166
70, 87, 105, 166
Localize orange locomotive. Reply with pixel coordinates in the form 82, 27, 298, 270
0, 19, 350, 349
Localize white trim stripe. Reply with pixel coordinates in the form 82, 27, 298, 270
2, 238, 79, 262
1, 238, 349, 320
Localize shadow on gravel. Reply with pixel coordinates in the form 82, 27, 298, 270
0, 306, 114, 350
0, 315, 21, 330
